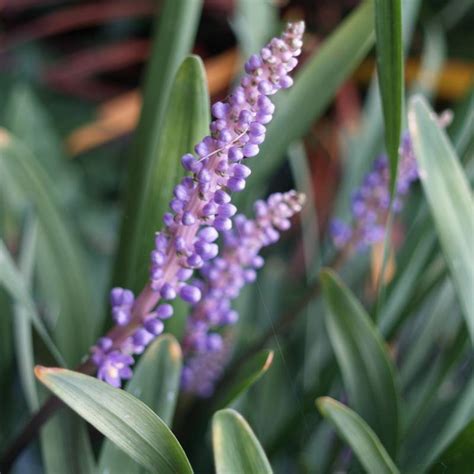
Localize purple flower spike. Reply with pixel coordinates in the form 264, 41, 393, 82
90, 22, 305, 388
181, 190, 305, 396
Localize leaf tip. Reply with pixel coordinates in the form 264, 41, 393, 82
0, 127, 11, 148
34, 365, 63, 380
263, 351, 274, 371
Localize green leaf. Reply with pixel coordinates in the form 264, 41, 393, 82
320, 268, 400, 457
41, 414, 96, 474
408, 95, 474, 342
316, 397, 399, 474
335, 0, 421, 217
0, 135, 95, 365
0, 239, 64, 366
232, 0, 278, 57
36, 367, 193, 474
212, 409, 272, 474
99, 335, 182, 474
13, 216, 39, 412
402, 377, 474, 472
214, 350, 274, 409
428, 420, 474, 474
374, 0, 403, 194
129, 55, 210, 291
250, 0, 375, 185
114, 0, 203, 290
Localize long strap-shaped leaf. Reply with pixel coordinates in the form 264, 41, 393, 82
36, 367, 193, 474
129, 55, 210, 292
212, 409, 272, 474
408, 95, 474, 343
250, 0, 375, 186
320, 269, 400, 457
374, 0, 403, 195
316, 397, 399, 474
114, 0, 202, 290
0, 135, 94, 365
99, 335, 182, 474
0, 240, 64, 366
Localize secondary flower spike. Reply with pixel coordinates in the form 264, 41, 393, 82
330, 132, 419, 251
90, 22, 305, 386
181, 190, 306, 396
330, 110, 452, 253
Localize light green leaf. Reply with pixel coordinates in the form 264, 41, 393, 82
0, 135, 95, 365
428, 419, 474, 474
99, 335, 182, 474
250, 0, 375, 185
128, 55, 210, 292
320, 268, 400, 457
212, 408, 272, 474
36, 367, 193, 474
41, 414, 96, 474
214, 350, 274, 409
316, 397, 399, 474
0, 239, 64, 366
374, 0, 403, 194
13, 216, 39, 412
114, 0, 203, 290
408, 95, 474, 342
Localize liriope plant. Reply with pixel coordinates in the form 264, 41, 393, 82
0, 0, 472, 473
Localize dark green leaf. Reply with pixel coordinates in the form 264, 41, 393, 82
129, 55, 210, 291
374, 0, 403, 194
320, 268, 400, 457
408, 95, 474, 342
36, 367, 193, 474
316, 397, 399, 474
250, 0, 375, 185
429, 420, 474, 474
214, 350, 273, 409
99, 335, 182, 474
13, 216, 39, 411
114, 0, 203, 290
212, 408, 272, 474
0, 135, 95, 365
0, 239, 64, 366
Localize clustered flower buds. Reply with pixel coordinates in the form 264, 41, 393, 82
181, 191, 305, 396
330, 132, 419, 251
90, 22, 305, 388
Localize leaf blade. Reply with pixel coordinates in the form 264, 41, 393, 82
212, 409, 272, 474
316, 397, 399, 474
36, 367, 193, 474
99, 335, 182, 474
130, 55, 210, 291
320, 268, 400, 456
408, 95, 474, 342
214, 350, 274, 409
114, 0, 203, 290
374, 0, 404, 194
250, 0, 375, 185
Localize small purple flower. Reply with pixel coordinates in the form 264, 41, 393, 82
96, 351, 134, 388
